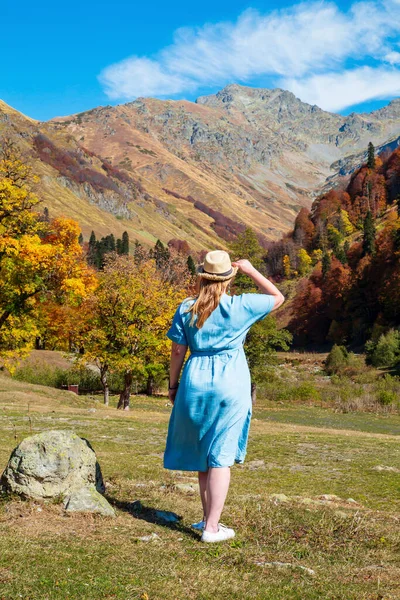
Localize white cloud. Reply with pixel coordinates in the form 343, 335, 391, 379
385, 51, 400, 64
283, 66, 400, 111
100, 57, 194, 99
98, 0, 400, 111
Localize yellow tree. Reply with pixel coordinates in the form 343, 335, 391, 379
311, 248, 323, 265
283, 254, 291, 278
297, 248, 312, 276
0, 140, 96, 366
80, 254, 184, 407
339, 209, 354, 236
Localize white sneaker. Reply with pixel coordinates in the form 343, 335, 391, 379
191, 520, 206, 530
201, 524, 235, 543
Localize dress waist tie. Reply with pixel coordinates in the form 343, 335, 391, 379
189, 347, 242, 358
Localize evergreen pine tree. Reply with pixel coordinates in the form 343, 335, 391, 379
335, 245, 348, 265
96, 240, 105, 269
367, 141, 376, 169
78, 233, 84, 246
362, 211, 376, 256
187, 255, 197, 276
43, 207, 50, 222
116, 238, 122, 254
88, 231, 98, 267
152, 239, 170, 269
322, 251, 331, 277
121, 231, 129, 255
109, 233, 116, 252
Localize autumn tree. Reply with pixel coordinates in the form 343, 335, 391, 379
283, 254, 291, 278
297, 248, 312, 276
293, 208, 315, 249
81, 255, 182, 407
230, 227, 265, 292
338, 209, 354, 236
0, 140, 96, 366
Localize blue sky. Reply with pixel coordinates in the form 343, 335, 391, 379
2, 0, 400, 121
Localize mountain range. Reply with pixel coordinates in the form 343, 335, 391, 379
1, 84, 400, 249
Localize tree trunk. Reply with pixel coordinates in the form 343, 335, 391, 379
251, 382, 257, 405
0, 310, 11, 330
100, 365, 109, 406
117, 371, 133, 410
146, 375, 155, 396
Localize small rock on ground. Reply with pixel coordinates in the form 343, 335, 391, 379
372, 465, 400, 473
173, 483, 200, 494
137, 533, 160, 542
270, 494, 290, 504
255, 561, 315, 576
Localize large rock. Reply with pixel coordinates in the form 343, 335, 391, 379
0, 430, 115, 516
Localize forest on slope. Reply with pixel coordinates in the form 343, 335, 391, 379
265, 143, 400, 348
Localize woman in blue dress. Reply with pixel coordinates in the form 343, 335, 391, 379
164, 250, 284, 542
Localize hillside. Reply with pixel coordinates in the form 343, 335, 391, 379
266, 144, 400, 347
1, 86, 400, 249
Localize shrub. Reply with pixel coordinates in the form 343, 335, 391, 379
377, 390, 397, 405
325, 345, 349, 375
275, 382, 321, 402
13, 364, 66, 388
13, 363, 102, 393
367, 330, 400, 368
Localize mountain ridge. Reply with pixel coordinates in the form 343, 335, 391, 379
1, 85, 400, 249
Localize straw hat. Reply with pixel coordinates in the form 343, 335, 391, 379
197, 250, 238, 281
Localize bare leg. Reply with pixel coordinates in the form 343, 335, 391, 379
204, 467, 231, 533
198, 470, 208, 521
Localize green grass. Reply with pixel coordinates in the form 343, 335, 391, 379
0, 374, 399, 599
254, 404, 400, 435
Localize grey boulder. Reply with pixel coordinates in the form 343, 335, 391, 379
0, 430, 115, 517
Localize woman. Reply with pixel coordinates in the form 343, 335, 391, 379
164, 250, 284, 542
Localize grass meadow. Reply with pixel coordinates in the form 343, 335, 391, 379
0, 353, 399, 600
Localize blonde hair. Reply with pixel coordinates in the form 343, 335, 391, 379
187, 277, 233, 328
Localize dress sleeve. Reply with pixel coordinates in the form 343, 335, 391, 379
239, 293, 276, 326
166, 304, 188, 345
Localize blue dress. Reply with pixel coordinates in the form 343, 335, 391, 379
164, 292, 275, 472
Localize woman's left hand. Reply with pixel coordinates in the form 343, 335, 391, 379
169, 387, 178, 405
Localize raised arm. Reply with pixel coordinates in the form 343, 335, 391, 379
232, 259, 285, 310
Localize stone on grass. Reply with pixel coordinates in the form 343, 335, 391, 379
270, 493, 290, 504
173, 483, 200, 494
255, 561, 315, 576
0, 430, 115, 517
372, 465, 400, 473
137, 533, 160, 542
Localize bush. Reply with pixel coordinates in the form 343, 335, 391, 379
275, 381, 321, 402
13, 364, 67, 388
325, 345, 349, 375
366, 330, 400, 368
377, 390, 397, 406
13, 363, 102, 393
